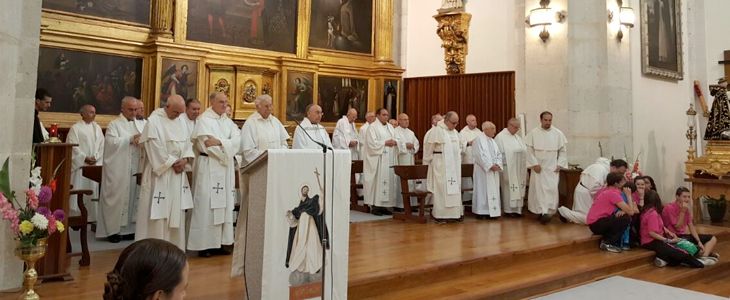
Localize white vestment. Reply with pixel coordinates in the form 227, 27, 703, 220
66, 120, 104, 222
188, 108, 241, 250
494, 128, 527, 214
525, 127, 567, 215
239, 112, 289, 164
424, 121, 464, 219
358, 122, 371, 159
136, 108, 194, 250
363, 121, 399, 208
393, 126, 420, 208
97, 115, 142, 238
558, 157, 610, 224
459, 127, 481, 202
332, 116, 360, 160
181, 113, 196, 138
472, 134, 502, 216
292, 118, 333, 150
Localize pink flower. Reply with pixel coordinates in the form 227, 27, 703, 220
38, 186, 52, 205
26, 190, 39, 210
9, 215, 19, 235
47, 215, 57, 235
36, 207, 51, 217
0, 192, 7, 205
53, 209, 65, 221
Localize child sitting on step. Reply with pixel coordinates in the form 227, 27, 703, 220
662, 187, 720, 260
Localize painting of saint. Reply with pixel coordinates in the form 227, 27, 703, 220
36, 47, 143, 115
318, 76, 368, 122
42, 0, 150, 25
383, 80, 398, 119
287, 71, 314, 121
309, 0, 373, 54
285, 171, 329, 286
160, 58, 198, 103
187, 0, 298, 54
642, 0, 683, 79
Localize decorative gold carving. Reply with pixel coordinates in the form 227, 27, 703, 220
685, 141, 730, 177
243, 80, 258, 104
215, 79, 231, 97
151, 0, 174, 38
434, 11, 471, 75
374, 0, 394, 64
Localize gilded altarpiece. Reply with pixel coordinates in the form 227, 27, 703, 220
38, 0, 402, 130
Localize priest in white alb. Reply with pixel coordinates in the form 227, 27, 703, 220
558, 158, 628, 224
332, 108, 360, 160
293, 104, 333, 150
472, 121, 502, 218
459, 114, 481, 201
188, 92, 241, 256
525, 111, 568, 224
182, 99, 201, 137
239, 94, 289, 164
423, 111, 464, 222
494, 118, 528, 217
358, 111, 376, 158
393, 113, 419, 209
66, 104, 104, 223
97, 96, 143, 243
136, 95, 194, 250
362, 108, 399, 216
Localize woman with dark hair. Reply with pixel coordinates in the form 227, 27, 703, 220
586, 172, 637, 253
642, 175, 658, 192
640, 190, 705, 268
104, 239, 189, 300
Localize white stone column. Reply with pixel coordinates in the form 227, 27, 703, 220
0, 0, 41, 291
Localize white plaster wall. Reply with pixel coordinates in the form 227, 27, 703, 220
703, 0, 730, 88
403, 0, 519, 77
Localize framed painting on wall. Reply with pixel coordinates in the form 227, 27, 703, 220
186, 0, 298, 53
383, 79, 399, 119
42, 0, 150, 25
160, 58, 198, 103
36, 47, 143, 115
286, 71, 314, 121
309, 0, 373, 54
641, 0, 683, 80
317, 75, 368, 122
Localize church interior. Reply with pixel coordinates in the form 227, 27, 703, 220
4, 0, 730, 299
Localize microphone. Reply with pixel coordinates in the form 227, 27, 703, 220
294, 119, 332, 152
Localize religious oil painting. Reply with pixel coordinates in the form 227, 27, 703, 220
160, 58, 198, 103
641, 0, 683, 80
186, 0, 298, 54
318, 76, 369, 122
42, 0, 150, 25
309, 0, 373, 54
36, 47, 143, 115
286, 71, 314, 121
383, 79, 399, 119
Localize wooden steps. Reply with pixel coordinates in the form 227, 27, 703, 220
349, 225, 730, 300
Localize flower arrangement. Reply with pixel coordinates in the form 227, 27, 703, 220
0, 157, 65, 248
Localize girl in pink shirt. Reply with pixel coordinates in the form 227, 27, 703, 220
586, 172, 637, 253
640, 191, 704, 268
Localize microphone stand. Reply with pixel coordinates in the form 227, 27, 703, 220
294, 120, 329, 299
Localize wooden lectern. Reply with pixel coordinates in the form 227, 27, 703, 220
34, 143, 76, 280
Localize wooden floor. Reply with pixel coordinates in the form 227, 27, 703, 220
1, 217, 729, 300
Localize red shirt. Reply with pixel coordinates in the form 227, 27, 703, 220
640, 208, 664, 245
586, 188, 623, 225
661, 201, 692, 235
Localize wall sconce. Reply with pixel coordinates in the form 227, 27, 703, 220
608, 0, 635, 41
525, 0, 566, 42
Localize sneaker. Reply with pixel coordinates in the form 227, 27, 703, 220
600, 242, 623, 253
699, 257, 717, 266
621, 246, 631, 251
709, 252, 721, 260
654, 257, 668, 267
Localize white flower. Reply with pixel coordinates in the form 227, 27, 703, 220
29, 167, 43, 192
30, 213, 49, 230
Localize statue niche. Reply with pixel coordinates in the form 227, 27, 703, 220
705, 78, 730, 140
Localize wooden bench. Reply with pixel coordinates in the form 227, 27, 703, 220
392, 165, 431, 223
350, 160, 370, 213
67, 188, 92, 267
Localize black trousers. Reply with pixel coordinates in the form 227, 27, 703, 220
643, 240, 704, 268
589, 215, 631, 246
679, 234, 714, 245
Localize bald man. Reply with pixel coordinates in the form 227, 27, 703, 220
495, 118, 527, 216
358, 111, 376, 158
471, 121, 502, 218
459, 114, 481, 201
66, 104, 104, 223
293, 104, 333, 149
393, 113, 420, 209
239, 94, 289, 164
189, 92, 242, 255
97, 96, 144, 243
423, 111, 465, 222
333, 108, 360, 160
136, 95, 195, 250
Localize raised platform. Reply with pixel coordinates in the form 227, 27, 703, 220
2, 218, 729, 300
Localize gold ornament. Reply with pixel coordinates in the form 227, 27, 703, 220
434, 11, 472, 75
15, 238, 48, 300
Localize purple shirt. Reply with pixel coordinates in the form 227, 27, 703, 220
640, 208, 664, 245
587, 188, 623, 225
661, 201, 692, 235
